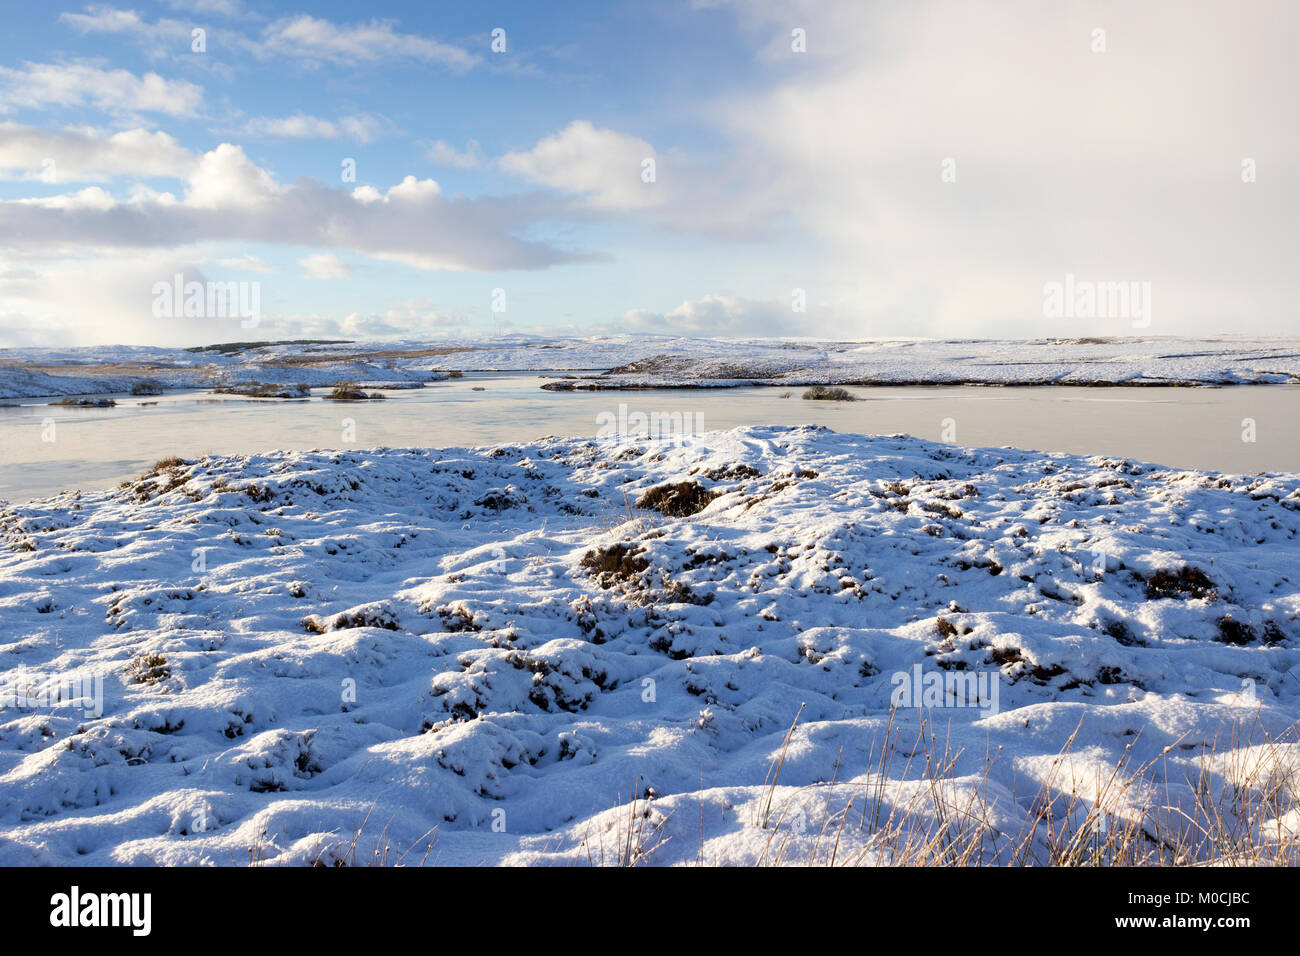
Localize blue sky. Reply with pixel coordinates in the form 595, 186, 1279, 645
0, 0, 1296, 346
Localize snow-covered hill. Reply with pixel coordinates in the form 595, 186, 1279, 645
0, 426, 1297, 864
2, 335, 1299, 399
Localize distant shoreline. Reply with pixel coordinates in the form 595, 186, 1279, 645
2, 335, 1298, 399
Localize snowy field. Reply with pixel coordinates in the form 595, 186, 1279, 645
1, 425, 1297, 865
2, 335, 1299, 399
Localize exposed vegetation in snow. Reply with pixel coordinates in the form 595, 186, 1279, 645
0, 426, 1297, 864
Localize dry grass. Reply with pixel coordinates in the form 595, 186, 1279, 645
743, 709, 1300, 866
126, 652, 171, 685
592, 488, 657, 536
119, 457, 192, 502
636, 480, 718, 517
243, 804, 439, 867
802, 385, 856, 401
577, 776, 672, 867
239, 708, 1300, 867
579, 542, 650, 587
325, 383, 386, 401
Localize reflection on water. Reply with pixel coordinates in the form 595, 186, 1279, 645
2, 373, 1298, 501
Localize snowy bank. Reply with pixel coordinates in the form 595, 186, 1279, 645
0, 426, 1298, 864
2, 335, 1299, 399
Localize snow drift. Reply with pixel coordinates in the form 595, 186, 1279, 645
0, 426, 1297, 864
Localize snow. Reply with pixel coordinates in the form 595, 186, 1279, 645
0, 425, 1297, 864
2, 335, 1298, 399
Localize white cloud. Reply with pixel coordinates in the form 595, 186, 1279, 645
259, 15, 478, 70
161, 0, 251, 16
500, 121, 662, 211
60, 7, 474, 72
425, 139, 482, 169
0, 143, 580, 272
616, 294, 820, 338
0, 250, 253, 347
299, 253, 351, 279
0, 61, 203, 116
15, 186, 118, 211
217, 253, 274, 273
243, 114, 338, 139
59, 6, 156, 36
712, 0, 1300, 337
58, 3, 204, 58
384, 175, 441, 202
0, 249, 475, 347
243, 113, 385, 143
0, 122, 196, 181
336, 302, 473, 339
337, 114, 384, 143
185, 143, 280, 208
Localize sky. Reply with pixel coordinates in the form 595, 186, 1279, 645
0, 0, 1296, 347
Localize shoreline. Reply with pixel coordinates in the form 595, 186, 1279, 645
3, 335, 1300, 399
7, 383, 1300, 503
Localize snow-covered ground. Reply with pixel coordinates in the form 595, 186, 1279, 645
1, 425, 1297, 865
2, 335, 1299, 399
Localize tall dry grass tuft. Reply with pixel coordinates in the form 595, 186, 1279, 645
578, 776, 671, 867
745, 709, 1300, 867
